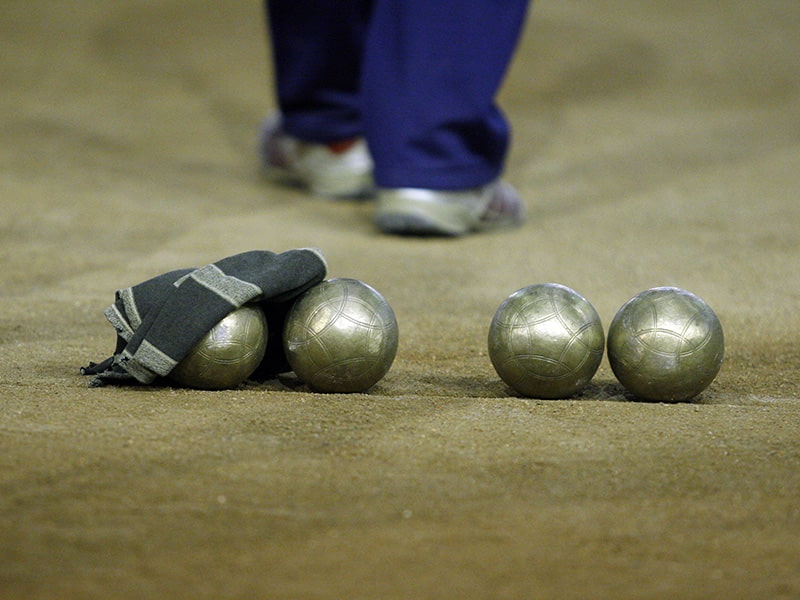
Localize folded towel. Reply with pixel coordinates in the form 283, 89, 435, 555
82, 248, 327, 387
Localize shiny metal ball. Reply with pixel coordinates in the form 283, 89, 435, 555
488, 283, 605, 398
283, 278, 399, 393
169, 305, 268, 390
607, 287, 724, 402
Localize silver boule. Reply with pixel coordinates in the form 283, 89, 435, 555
607, 287, 724, 402
283, 278, 399, 393
488, 283, 605, 399
170, 304, 268, 390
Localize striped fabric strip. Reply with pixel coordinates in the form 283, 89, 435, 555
186, 264, 264, 307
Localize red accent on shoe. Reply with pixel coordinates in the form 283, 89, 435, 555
326, 139, 360, 154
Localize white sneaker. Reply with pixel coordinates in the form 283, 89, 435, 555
375, 181, 526, 236
258, 115, 374, 198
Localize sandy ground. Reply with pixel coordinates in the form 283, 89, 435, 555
2, 1, 799, 598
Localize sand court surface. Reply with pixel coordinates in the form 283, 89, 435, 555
2, 1, 799, 597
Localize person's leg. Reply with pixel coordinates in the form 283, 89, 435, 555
361, 0, 530, 189
260, 0, 375, 197
265, 0, 372, 143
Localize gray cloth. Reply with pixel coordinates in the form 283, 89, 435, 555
82, 248, 327, 387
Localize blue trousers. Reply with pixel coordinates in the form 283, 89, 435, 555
266, 0, 530, 190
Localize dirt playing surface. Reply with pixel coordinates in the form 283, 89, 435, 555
2, 1, 799, 598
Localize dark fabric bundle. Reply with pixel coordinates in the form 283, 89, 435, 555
82, 248, 327, 387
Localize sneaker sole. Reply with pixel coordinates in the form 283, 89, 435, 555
375, 195, 477, 236
375, 185, 524, 236
262, 165, 374, 199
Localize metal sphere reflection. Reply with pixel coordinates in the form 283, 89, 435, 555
283, 278, 399, 393
607, 287, 724, 402
170, 305, 268, 390
488, 283, 605, 398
